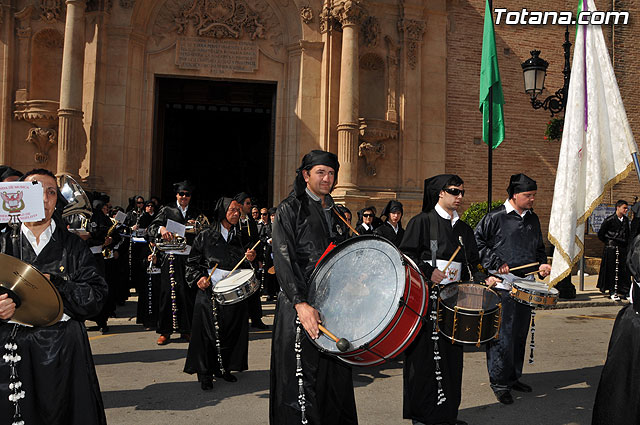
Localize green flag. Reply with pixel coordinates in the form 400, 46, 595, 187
479, 0, 505, 149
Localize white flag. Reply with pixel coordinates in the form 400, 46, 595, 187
548, 0, 638, 285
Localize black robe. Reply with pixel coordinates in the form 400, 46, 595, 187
373, 221, 405, 247
474, 205, 547, 393
399, 209, 485, 424
270, 192, 357, 425
238, 216, 263, 324
596, 213, 631, 296
148, 203, 202, 335
184, 223, 250, 376
0, 221, 108, 425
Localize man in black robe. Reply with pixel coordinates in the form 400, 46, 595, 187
234, 192, 268, 329
374, 200, 405, 247
592, 233, 640, 424
270, 150, 357, 425
400, 174, 495, 425
148, 180, 203, 345
596, 200, 630, 300
355, 206, 376, 235
474, 173, 550, 404
184, 197, 257, 390
0, 168, 108, 425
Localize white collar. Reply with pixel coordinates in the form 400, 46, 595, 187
388, 221, 399, 233
220, 223, 232, 242
435, 203, 459, 226
305, 187, 335, 210
504, 199, 529, 218
21, 220, 56, 256
176, 200, 189, 216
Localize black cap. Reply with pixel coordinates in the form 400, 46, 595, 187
507, 173, 537, 198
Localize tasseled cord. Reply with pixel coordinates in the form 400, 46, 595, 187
295, 318, 308, 424
169, 254, 178, 331
430, 287, 446, 405
3, 324, 25, 425
528, 310, 536, 364
210, 291, 227, 376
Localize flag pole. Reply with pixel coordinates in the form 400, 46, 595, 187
487, 0, 493, 213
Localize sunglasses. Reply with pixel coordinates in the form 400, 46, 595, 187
261, 213, 268, 216
362, 213, 374, 218
444, 188, 465, 197
178, 192, 191, 197
136, 201, 144, 204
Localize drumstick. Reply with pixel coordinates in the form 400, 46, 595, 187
207, 263, 219, 282
442, 246, 461, 273
524, 270, 538, 276
332, 207, 359, 236
226, 240, 262, 277
510, 262, 540, 272
318, 324, 350, 352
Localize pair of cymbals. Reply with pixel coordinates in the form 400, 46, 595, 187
0, 253, 63, 327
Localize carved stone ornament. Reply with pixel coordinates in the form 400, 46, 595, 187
332, 0, 364, 27
176, 0, 267, 40
26, 127, 57, 164
319, 3, 339, 33
300, 6, 313, 24
34, 28, 65, 49
398, 18, 425, 70
361, 16, 379, 47
40, 0, 63, 23
14, 100, 60, 128
358, 118, 398, 176
86, 0, 113, 13
119, 0, 135, 8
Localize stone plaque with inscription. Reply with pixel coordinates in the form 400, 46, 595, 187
176, 37, 259, 73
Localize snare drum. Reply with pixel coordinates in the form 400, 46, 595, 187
437, 283, 501, 346
511, 279, 558, 307
212, 269, 259, 305
308, 235, 427, 367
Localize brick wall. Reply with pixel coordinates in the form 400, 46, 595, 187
445, 0, 640, 256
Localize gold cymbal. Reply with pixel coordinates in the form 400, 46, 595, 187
0, 253, 63, 327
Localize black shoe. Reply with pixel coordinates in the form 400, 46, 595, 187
251, 321, 269, 330
200, 376, 213, 391
495, 390, 514, 404
512, 380, 532, 392
101, 326, 109, 334
221, 372, 237, 382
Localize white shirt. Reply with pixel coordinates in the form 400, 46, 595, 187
388, 222, 399, 234
21, 220, 56, 256
504, 199, 530, 218
221, 223, 231, 242
361, 222, 372, 231
435, 203, 460, 227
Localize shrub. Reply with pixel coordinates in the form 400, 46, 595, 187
461, 200, 504, 229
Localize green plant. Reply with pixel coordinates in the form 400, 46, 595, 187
461, 200, 504, 229
544, 117, 564, 142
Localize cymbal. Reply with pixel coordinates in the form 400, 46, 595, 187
0, 253, 63, 327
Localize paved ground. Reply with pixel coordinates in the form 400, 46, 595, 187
89, 277, 624, 425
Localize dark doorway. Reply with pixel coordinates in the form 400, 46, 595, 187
152, 77, 276, 217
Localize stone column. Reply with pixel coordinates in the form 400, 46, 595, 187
334, 0, 363, 190
57, 0, 87, 177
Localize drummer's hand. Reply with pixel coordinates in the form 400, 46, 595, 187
197, 276, 211, 290
430, 269, 446, 284
498, 263, 510, 274
147, 254, 156, 263
0, 293, 16, 320
160, 227, 173, 241
295, 302, 321, 339
538, 264, 552, 277
485, 276, 501, 288
246, 249, 256, 262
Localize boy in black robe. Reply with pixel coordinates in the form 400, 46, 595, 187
270, 150, 356, 425
592, 233, 640, 424
596, 200, 630, 300
0, 168, 108, 425
474, 173, 550, 404
400, 174, 494, 425
148, 180, 203, 345
184, 197, 257, 390
373, 200, 405, 247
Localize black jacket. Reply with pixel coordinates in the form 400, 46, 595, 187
148, 203, 203, 245
373, 221, 405, 247
598, 213, 630, 248
474, 204, 547, 274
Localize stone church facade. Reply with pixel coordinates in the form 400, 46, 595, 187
0, 0, 638, 242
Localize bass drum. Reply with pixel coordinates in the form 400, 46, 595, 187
308, 235, 427, 366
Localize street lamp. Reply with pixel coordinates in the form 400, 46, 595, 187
521, 26, 571, 117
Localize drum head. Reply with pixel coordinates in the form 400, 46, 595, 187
309, 236, 406, 353
440, 283, 500, 311
513, 279, 559, 295
214, 269, 254, 292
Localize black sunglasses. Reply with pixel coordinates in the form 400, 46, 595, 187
362, 213, 374, 218
444, 188, 465, 197
178, 192, 191, 197
261, 213, 268, 216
